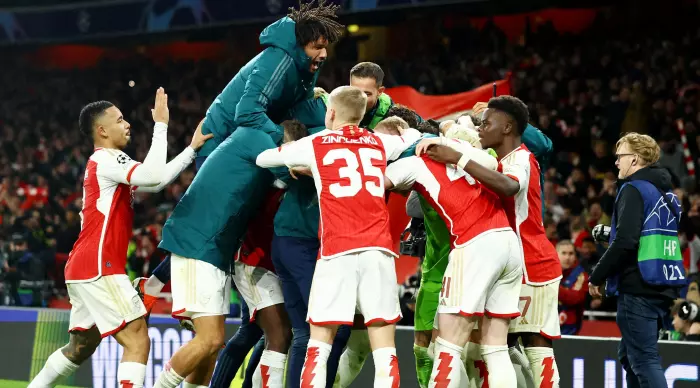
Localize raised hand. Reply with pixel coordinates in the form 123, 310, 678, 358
472, 101, 488, 117
151, 87, 169, 125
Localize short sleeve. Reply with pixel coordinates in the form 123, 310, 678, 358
385, 157, 420, 190
501, 149, 530, 193
95, 150, 141, 185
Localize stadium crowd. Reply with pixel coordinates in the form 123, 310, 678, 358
1, 5, 699, 323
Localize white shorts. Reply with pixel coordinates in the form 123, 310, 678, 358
308, 250, 402, 326
231, 261, 284, 322
438, 230, 522, 318
509, 280, 562, 339
171, 254, 231, 320
67, 275, 146, 338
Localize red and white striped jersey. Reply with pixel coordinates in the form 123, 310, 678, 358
385, 151, 511, 248
65, 148, 141, 283
499, 144, 562, 285
257, 126, 420, 259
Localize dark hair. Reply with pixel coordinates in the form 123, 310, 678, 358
487, 95, 529, 135
350, 62, 385, 86
289, 0, 344, 46
78, 101, 114, 137
385, 104, 419, 128
281, 119, 308, 142
671, 300, 684, 316
416, 120, 439, 135
582, 237, 596, 245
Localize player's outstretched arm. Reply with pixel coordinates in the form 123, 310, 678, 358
256, 140, 307, 169
235, 49, 290, 145
137, 119, 213, 193
424, 144, 519, 197
257, 129, 323, 169
416, 138, 497, 170
384, 157, 418, 192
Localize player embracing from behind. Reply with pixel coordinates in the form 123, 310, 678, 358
386, 132, 522, 387
256, 86, 421, 387
28, 88, 212, 388
426, 96, 562, 388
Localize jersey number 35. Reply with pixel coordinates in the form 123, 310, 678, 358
323, 147, 385, 198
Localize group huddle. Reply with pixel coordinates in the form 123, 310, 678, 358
27, 2, 563, 388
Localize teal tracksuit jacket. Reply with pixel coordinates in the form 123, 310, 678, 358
159, 17, 321, 272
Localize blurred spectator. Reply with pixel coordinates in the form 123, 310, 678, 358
557, 240, 589, 335
398, 272, 420, 326
578, 237, 601, 274
671, 299, 700, 342
1, 233, 46, 306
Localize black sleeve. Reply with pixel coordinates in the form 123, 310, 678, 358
589, 186, 644, 285
686, 334, 700, 342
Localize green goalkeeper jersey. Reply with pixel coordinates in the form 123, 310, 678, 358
418, 195, 451, 283
414, 194, 451, 332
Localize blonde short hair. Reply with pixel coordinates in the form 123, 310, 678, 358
375, 116, 409, 134
616, 132, 660, 165
329, 86, 367, 124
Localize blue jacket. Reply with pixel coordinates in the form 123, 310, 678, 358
198, 17, 319, 157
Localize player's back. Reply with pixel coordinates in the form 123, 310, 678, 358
499, 144, 561, 284
200, 18, 315, 147
311, 126, 394, 259
65, 148, 136, 283
406, 155, 510, 248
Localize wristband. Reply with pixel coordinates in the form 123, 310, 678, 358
154, 122, 168, 132
457, 153, 470, 170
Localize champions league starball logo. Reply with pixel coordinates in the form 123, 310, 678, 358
141, 0, 211, 32
644, 193, 682, 227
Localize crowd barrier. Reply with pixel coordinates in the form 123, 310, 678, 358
0, 307, 698, 387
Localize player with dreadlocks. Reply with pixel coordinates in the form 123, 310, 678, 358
147, 2, 344, 388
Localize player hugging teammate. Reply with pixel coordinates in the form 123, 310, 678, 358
409, 96, 561, 388
29, 2, 562, 384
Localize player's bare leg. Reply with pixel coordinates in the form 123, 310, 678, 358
301, 324, 339, 387
183, 353, 218, 388
516, 333, 559, 388
336, 315, 371, 387
28, 327, 101, 388
154, 315, 226, 388
251, 304, 292, 388
112, 317, 151, 388
365, 321, 400, 388
477, 316, 516, 388
428, 313, 477, 388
